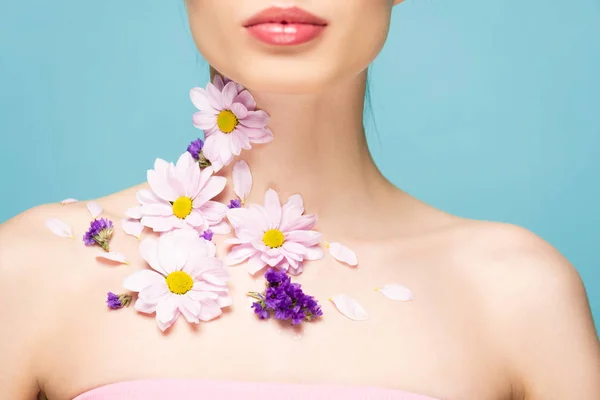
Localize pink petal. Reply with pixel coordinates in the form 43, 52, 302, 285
247, 253, 267, 275
212, 75, 225, 91
244, 126, 274, 144
263, 189, 282, 229
218, 134, 235, 167
198, 301, 222, 322
45, 218, 74, 239
327, 242, 358, 266
304, 245, 324, 261
59, 198, 78, 205
233, 160, 252, 202
376, 284, 414, 302
185, 210, 206, 229
139, 238, 167, 275
198, 201, 228, 224
123, 269, 164, 292
139, 282, 170, 303
178, 295, 202, 324
208, 220, 231, 235
282, 214, 318, 232
261, 252, 284, 267
282, 241, 307, 256
190, 87, 215, 112
206, 82, 224, 110
194, 176, 227, 207
221, 81, 238, 108
329, 294, 369, 321
96, 252, 128, 265
156, 295, 180, 332
136, 189, 162, 205
286, 230, 322, 247
140, 216, 179, 232
240, 110, 270, 128
147, 169, 178, 202
139, 203, 173, 217
193, 111, 217, 130
226, 244, 256, 266
86, 202, 103, 219
134, 298, 158, 314
229, 131, 243, 156
125, 206, 142, 219
233, 90, 256, 110
201, 268, 230, 286
230, 102, 248, 120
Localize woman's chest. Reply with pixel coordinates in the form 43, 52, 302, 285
41, 263, 510, 400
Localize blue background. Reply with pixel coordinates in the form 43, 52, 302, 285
1, 1, 598, 324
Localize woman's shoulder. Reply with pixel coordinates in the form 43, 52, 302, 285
434, 218, 599, 396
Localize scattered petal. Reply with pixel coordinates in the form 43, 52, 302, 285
233, 160, 252, 203
376, 284, 414, 302
97, 252, 129, 264
45, 218, 74, 239
121, 218, 145, 239
329, 294, 368, 321
60, 198, 78, 205
87, 202, 103, 219
326, 242, 358, 266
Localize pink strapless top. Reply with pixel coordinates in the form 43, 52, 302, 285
72, 379, 441, 400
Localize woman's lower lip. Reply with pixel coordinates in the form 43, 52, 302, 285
245, 23, 325, 46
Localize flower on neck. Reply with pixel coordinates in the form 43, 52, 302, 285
186, 138, 212, 169
125, 152, 229, 234
106, 292, 132, 309
83, 217, 114, 251
248, 268, 323, 324
225, 189, 324, 275
190, 75, 273, 172
122, 229, 232, 332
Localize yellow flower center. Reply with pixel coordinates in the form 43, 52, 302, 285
172, 196, 193, 219
165, 271, 194, 295
217, 110, 238, 134
262, 229, 285, 249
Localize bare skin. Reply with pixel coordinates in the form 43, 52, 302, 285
2, 1, 599, 399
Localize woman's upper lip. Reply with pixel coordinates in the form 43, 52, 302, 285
243, 6, 328, 27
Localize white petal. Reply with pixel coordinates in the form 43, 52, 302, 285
59, 198, 78, 205
121, 218, 145, 239
123, 269, 164, 292
45, 218, 74, 239
376, 284, 414, 302
327, 242, 358, 267
87, 202, 103, 219
96, 252, 128, 264
329, 294, 369, 321
232, 160, 252, 202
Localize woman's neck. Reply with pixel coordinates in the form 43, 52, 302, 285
217, 69, 402, 238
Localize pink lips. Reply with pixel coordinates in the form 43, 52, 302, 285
243, 7, 328, 46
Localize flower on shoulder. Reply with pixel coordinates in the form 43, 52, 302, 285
226, 189, 324, 276
248, 268, 323, 324
126, 152, 229, 234
190, 75, 273, 171
123, 229, 232, 332
83, 217, 114, 251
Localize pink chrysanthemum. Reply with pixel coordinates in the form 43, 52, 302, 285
190, 75, 273, 171
226, 189, 324, 275
123, 229, 232, 332
126, 152, 229, 234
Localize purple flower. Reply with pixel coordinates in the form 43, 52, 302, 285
201, 229, 214, 241
248, 268, 322, 325
83, 218, 114, 251
187, 138, 204, 161
228, 199, 242, 209
106, 292, 132, 310
106, 292, 122, 309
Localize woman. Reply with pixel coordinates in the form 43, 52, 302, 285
1, 1, 599, 399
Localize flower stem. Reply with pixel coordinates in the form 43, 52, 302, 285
246, 292, 263, 301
